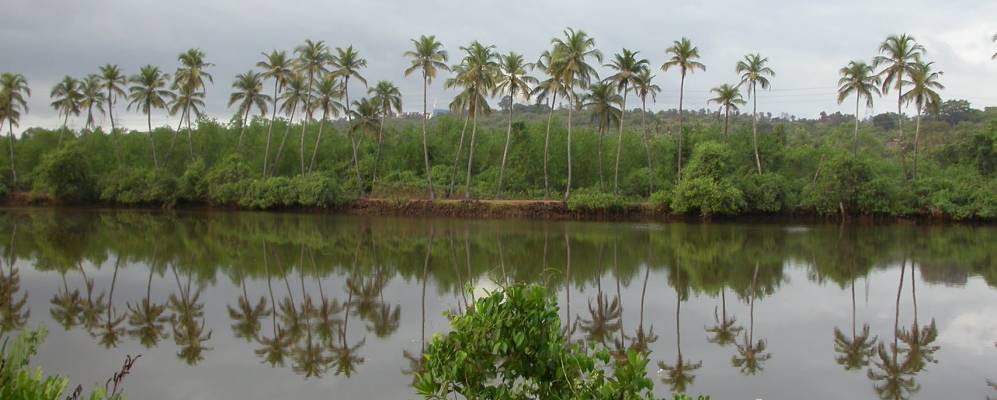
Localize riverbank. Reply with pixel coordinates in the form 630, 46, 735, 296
2, 191, 981, 224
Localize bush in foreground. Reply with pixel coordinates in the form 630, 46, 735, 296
415, 285, 705, 400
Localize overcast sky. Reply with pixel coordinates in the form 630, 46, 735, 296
3, 0, 997, 134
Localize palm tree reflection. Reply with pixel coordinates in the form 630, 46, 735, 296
128, 265, 169, 347
833, 274, 877, 371
168, 265, 212, 365
867, 259, 918, 400
658, 258, 702, 393
732, 262, 771, 375
705, 287, 741, 347
49, 272, 82, 330
97, 257, 127, 348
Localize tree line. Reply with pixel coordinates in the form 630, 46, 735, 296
1, 30, 996, 218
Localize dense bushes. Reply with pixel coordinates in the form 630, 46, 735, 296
566, 188, 627, 212
415, 285, 660, 399
32, 144, 96, 202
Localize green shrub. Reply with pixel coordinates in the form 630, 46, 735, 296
178, 159, 207, 202
291, 173, 344, 207
32, 145, 96, 202
739, 172, 791, 213
238, 176, 293, 209
205, 154, 251, 204
567, 188, 626, 212
0, 325, 119, 400
415, 285, 656, 399
0, 181, 8, 198
670, 176, 745, 217
683, 141, 734, 181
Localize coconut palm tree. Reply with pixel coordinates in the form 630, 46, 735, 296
873, 34, 924, 177
901, 61, 943, 181
169, 84, 205, 158
98, 64, 127, 161
708, 84, 745, 139
837, 61, 882, 155
532, 49, 569, 199
0, 266, 29, 333
444, 67, 476, 197
79, 75, 106, 131
50, 75, 83, 139
348, 97, 379, 184
293, 40, 330, 175
662, 38, 706, 181
494, 52, 537, 197
551, 28, 602, 201
583, 82, 622, 191
631, 68, 660, 194
127, 65, 174, 168
173, 48, 213, 157
271, 74, 307, 174
605, 49, 648, 193
1, 73, 30, 184
368, 80, 402, 184
404, 35, 450, 200
736, 53, 775, 175
868, 259, 918, 400
258, 50, 294, 175
898, 264, 939, 374
308, 74, 344, 172
229, 70, 270, 149
449, 41, 498, 199
331, 46, 368, 192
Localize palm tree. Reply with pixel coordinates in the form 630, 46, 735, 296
98, 257, 127, 348
169, 84, 205, 158
732, 263, 771, 375
98, 64, 127, 162
736, 53, 775, 175
532, 49, 569, 199
551, 28, 602, 201
308, 75, 344, 172
368, 80, 402, 184
227, 276, 269, 343
837, 61, 882, 155
168, 268, 212, 365
898, 264, 939, 374
901, 61, 943, 181
583, 82, 622, 191
127, 65, 174, 168
404, 35, 450, 200
79, 75, 106, 131
705, 287, 742, 347
657, 265, 702, 394
708, 84, 745, 138
1, 73, 30, 184
632, 68, 660, 194
49, 273, 82, 330
228, 70, 270, 149
450, 41, 499, 199
873, 34, 924, 177
173, 48, 213, 157
50, 75, 83, 139
294, 40, 330, 175
662, 38, 706, 181
331, 45, 368, 193
494, 52, 537, 197
271, 74, 307, 174
258, 50, 294, 176
868, 259, 918, 400
605, 49, 648, 193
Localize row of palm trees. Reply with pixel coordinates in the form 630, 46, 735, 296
3, 30, 994, 197
837, 34, 945, 181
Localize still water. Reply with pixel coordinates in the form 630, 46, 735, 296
0, 209, 995, 399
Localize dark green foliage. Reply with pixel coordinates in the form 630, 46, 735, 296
567, 188, 626, 212
670, 177, 745, 217
739, 172, 793, 213
32, 144, 96, 202
1, 325, 117, 400
99, 168, 178, 206
415, 285, 656, 400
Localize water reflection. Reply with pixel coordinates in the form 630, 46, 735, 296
1, 210, 996, 399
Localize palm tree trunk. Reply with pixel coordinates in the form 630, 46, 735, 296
7, 120, 16, 184
853, 94, 860, 156
614, 85, 628, 194
238, 106, 250, 150
723, 105, 730, 138
463, 99, 480, 199
60, 114, 69, 145
597, 119, 605, 192
186, 109, 194, 159
107, 90, 122, 165
448, 110, 470, 197
344, 79, 365, 196
300, 73, 315, 176
897, 85, 906, 179
641, 97, 652, 195
677, 73, 686, 182
543, 93, 557, 200
564, 231, 572, 341
86, 104, 94, 131
613, 241, 624, 346
421, 75, 435, 200
497, 99, 514, 198
308, 109, 327, 173
373, 113, 385, 184
564, 93, 574, 201
263, 81, 280, 176
272, 103, 296, 174
751, 82, 762, 174
913, 109, 922, 181
148, 110, 159, 168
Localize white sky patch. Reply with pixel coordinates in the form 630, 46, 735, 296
939, 307, 997, 355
